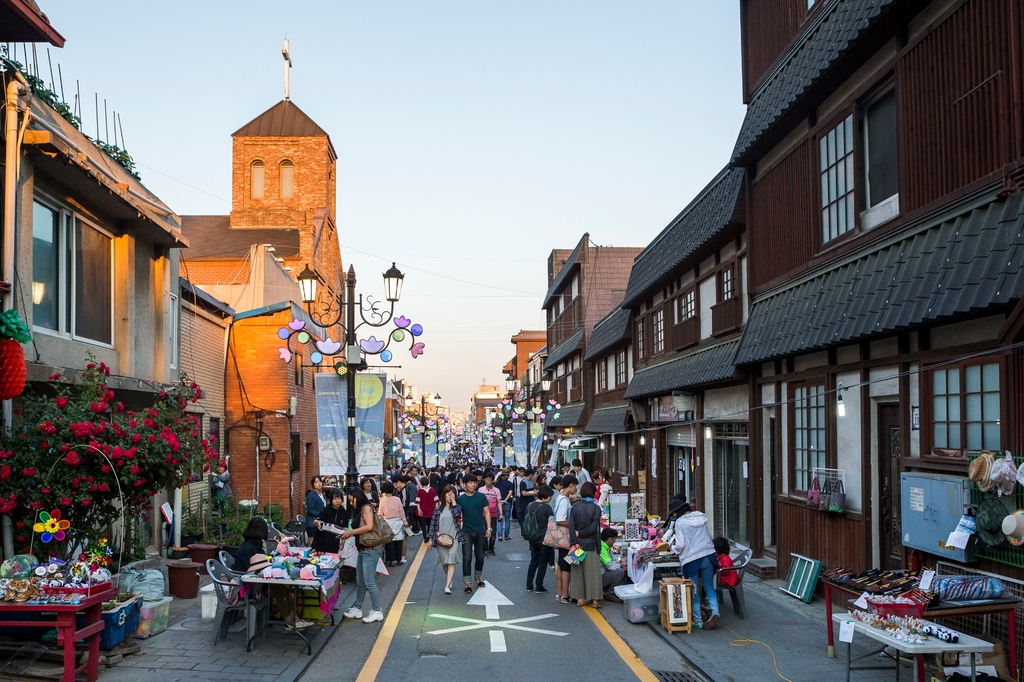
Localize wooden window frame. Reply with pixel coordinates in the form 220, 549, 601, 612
597, 359, 608, 393
677, 289, 696, 323
719, 266, 735, 301
652, 309, 665, 355
615, 349, 627, 386
636, 318, 647, 362
922, 356, 1007, 461
788, 378, 832, 495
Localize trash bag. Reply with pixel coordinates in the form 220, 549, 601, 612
117, 564, 165, 601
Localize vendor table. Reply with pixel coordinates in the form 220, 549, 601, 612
626, 545, 682, 584
823, 578, 1019, 679
831, 614, 993, 682
0, 586, 116, 682
241, 569, 339, 655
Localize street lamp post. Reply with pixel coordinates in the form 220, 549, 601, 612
296, 262, 413, 491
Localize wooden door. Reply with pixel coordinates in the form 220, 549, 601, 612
878, 404, 902, 569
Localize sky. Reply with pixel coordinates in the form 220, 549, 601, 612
35, 1, 746, 410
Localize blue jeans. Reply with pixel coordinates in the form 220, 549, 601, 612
354, 548, 382, 612
462, 530, 487, 582
682, 555, 719, 617
499, 502, 513, 539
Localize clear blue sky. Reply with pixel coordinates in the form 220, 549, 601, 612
39, 1, 745, 409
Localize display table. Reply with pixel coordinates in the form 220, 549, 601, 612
823, 576, 1019, 679
831, 614, 993, 682
241, 569, 338, 654
626, 545, 681, 583
0, 586, 116, 682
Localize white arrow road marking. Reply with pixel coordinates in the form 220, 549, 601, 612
427, 613, 569, 636
489, 631, 507, 653
467, 582, 514, 620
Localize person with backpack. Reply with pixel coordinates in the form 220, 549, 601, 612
524, 485, 554, 593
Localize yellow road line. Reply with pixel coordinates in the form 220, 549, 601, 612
584, 605, 660, 682
355, 544, 428, 682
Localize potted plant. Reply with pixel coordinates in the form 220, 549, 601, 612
0, 309, 30, 400
180, 506, 203, 547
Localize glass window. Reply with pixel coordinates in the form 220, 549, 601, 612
861, 89, 898, 210
820, 115, 855, 243
571, 274, 579, 299
721, 268, 734, 300
280, 160, 294, 199
251, 160, 265, 199
615, 350, 627, 386
793, 384, 826, 491
75, 219, 112, 345
652, 310, 664, 354
636, 320, 646, 361
679, 290, 696, 321
597, 360, 607, 392
32, 201, 60, 331
931, 363, 999, 452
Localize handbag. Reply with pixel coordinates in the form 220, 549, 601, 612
818, 479, 832, 512
542, 516, 570, 550
828, 479, 847, 513
436, 533, 455, 548
806, 477, 821, 508
360, 511, 396, 548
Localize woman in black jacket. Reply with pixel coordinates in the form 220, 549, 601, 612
232, 518, 268, 572
568, 481, 604, 607
311, 490, 350, 553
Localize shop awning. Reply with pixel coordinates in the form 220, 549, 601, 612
544, 328, 584, 370
585, 403, 629, 434
736, 191, 1024, 365
551, 402, 586, 428
623, 339, 739, 399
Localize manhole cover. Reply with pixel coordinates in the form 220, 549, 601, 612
654, 670, 707, 682
505, 553, 531, 561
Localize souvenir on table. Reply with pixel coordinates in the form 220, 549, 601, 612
33, 509, 71, 543
624, 519, 642, 542
0, 554, 37, 579
822, 567, 920, 595
1002, 509, 1024, 546
628, 493, 646, 520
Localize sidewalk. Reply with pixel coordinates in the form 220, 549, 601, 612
653, 579, 907, 682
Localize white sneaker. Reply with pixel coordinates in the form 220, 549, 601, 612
343, 607, 363, 620
286, 619, 314, 630
362, 610, 384, 623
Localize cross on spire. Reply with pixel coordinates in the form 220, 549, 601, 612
282, 39, 292, 100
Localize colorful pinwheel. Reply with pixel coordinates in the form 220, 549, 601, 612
33, 509, 70, 543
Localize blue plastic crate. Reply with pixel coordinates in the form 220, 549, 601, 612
99, 603, 130, 650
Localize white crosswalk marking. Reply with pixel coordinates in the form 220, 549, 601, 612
489, 631, 507, 652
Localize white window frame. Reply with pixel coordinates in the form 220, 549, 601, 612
31, 194, 115, 349
859, 87, 900, 231
169, 292, 179, 371
819, 114, 856, 243
652, 310, 664, 354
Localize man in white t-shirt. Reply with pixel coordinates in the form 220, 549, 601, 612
572, 459, 591, 485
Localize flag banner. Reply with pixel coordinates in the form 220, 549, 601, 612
513, 423, 528, 468
315, 373, 387, 476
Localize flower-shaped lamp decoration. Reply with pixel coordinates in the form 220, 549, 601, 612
33, 509, 71, 543
277, 312, 426, 369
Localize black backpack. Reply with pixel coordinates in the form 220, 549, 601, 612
521, 505, 544, 542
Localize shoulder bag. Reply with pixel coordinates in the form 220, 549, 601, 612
818, 479, 832, 512
543, 516, 570, 549
436, 533, 454, 548
828, 479, 847, 513
360, 510, 395, 549
806, 477, 821, 508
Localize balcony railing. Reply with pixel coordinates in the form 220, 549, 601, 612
711, 296, 742, 336
672, 316, 699, 350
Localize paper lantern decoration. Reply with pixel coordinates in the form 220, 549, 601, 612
33, 510, 70, 543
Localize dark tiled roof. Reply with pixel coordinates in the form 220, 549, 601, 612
732, 0, 895, 163
621, 168, 744, 309
585, 403, 629, 434
179, 277, 234, 317
180, 216, 300, 259
552, 402, 586, 428
623, 339, 740, 399
736, 192, 1024, 365
544, 328, 585, 370
233, 100, 329, 137
585, 307, 631, 361
543, 235, 587, 309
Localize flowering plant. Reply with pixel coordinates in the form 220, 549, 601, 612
0, 358, 217, 559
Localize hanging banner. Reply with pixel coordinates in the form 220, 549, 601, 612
512, 423, 528, 468
425, 430, 437, 465
492, 445, 504, 465
529, 423, 543, 466
315, 373, 387, 477
548, 440, 560, 470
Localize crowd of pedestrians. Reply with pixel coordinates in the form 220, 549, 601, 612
300, 453, 729, 630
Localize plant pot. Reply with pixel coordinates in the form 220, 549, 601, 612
167, 547, 188, 560
186, 544, 218, 574
166, 561, 200, 599
180, 534, 201, 547
0, 339, 26, 401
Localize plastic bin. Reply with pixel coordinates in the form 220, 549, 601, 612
134, 596, 172, 638
123, 598, 141, 634
200, 583, 216, 621
614, 584, 660, 624
100, 599, 137, 650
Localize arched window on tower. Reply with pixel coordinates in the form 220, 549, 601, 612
250, 160, 265, 199
280, 159, 294, 199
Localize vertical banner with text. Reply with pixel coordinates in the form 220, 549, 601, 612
529, 422, 543, 467
512, 423, 528, 468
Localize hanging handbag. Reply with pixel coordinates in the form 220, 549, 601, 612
436, 533, 455, 548
542, 517, 570, 550
359, 511, 396, 549
828, 479, 847, 513
818, 479, 832, 512
806, 477, 821, 508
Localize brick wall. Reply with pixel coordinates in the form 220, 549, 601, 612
179, 259, 252, 285
225, 308, 320, 519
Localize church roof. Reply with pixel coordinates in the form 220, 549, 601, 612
232, 100, 329, 138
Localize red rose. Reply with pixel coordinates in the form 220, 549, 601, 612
60, 497, 71, 506
0, 466, 9, 481
41, 488, 50, 494
101, 465, 111, 473
98, 483, 109, 492
21, 467, 36, 477
48, 372, 61, 380
81, 499, 92, 507
54, 396, 67, 409
129, 465, 140, 475
64, 452, 80, 467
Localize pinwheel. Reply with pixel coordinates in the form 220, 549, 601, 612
33, 509, 70, 543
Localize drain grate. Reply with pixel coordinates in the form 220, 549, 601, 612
505, 553, 531, 561
653, 670, 708, 682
